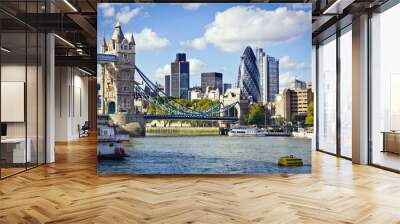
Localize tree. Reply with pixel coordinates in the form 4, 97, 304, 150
305, 102, 314, 126
274, 115, 285, 127
245, 104, 265, 126
290, 113, 306, 126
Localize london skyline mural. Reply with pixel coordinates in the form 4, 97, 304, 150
97, 3, 313, 174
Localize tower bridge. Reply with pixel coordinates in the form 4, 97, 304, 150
98, 22, 243, 125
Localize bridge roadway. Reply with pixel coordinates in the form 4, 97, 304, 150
144, 114, 238, 121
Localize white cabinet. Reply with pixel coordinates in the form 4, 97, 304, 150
1, 138, 31, 163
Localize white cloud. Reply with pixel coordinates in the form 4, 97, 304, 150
154, 64, 171, 83
174, 3, 208, 11
180, 37, 207, 50
279, 56, 307, 70
279, 73, 297, 91
116, 6, 142, 24
126, 28, 169, 51
188, 58, 207, 75
98, 3, 115, 17
181, 6, 310, 52
279, 56, 309, 91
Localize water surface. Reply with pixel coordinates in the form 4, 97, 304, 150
97, 136, 311, 174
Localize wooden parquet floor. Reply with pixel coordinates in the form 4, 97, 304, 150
1, 136, 400, 224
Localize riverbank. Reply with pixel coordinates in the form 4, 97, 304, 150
146, 127, 219, 136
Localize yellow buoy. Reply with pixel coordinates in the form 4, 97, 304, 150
278, 155, 303, 166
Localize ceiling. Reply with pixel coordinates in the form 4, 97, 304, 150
0, 0, 97, 74
0, 0, 393, 74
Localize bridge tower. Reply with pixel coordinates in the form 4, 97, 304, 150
221, 88, 249, 125
100, 22, 136, 114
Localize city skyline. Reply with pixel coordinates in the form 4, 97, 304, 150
97, 3, 312, 90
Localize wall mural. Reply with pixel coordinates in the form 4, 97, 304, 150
97, 3, 313, 174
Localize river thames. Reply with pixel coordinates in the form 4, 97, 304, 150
98, 135, 311, 174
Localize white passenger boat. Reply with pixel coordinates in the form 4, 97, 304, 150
228, 126, 267, 137
292, 128, 314, 139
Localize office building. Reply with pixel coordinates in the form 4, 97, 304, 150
256, 48, 267, 103
223, 83, 232, 93
204, 86, 220, 101
201, 72, 223, 94
165, 75, 171, 96
294, 79, 307, 89
171, 53, 190, 100
275, 86, 313, 121
189, 89, 204, 101
266, 56, 279, 102
256, 48, 280, 104
237, 46, 261, 102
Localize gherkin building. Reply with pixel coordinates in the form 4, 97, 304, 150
237, 46, 261, 102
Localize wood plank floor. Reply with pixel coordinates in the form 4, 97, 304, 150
1, 136, 400, 224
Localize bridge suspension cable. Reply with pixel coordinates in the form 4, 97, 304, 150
134, 66, 239, 118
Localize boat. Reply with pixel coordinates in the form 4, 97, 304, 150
228, 126, 267, 137
278, 155, 303, 166
265, 131, 291, 137
98, 142, 129, 160
228, 125, 290, 137
97, 115, 130, 159
292, 128, 314, 139
97, 115, 130, 142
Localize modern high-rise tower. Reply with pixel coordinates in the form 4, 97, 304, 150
256, 48, 279, 103
256, 48, 267, 104
201, 72, 223, 94
237, 47, 261, 102
266, 55, 279, 102
164, 75, 171, 96
170, 53, 190, 100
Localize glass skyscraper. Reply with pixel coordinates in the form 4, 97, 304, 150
201, 72, 223, 94
237, 47, 261, 102
164, 75, 171, 96
256, 48, 267, 103
171, 53, 190, 99
256, 48, 279, 103
266, 56, 279, 102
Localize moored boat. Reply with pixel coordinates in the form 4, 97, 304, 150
228, 125, 290, 137
98, 142, 129, 160
292, 128, 314, 139
97, 115, 130, 159
228, 126, 266, 137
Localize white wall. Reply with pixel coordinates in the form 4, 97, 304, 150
54, 67, 89, 141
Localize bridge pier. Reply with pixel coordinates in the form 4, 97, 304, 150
110, 113, 146, 136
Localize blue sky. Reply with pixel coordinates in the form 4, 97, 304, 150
98, 3, 312, 90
